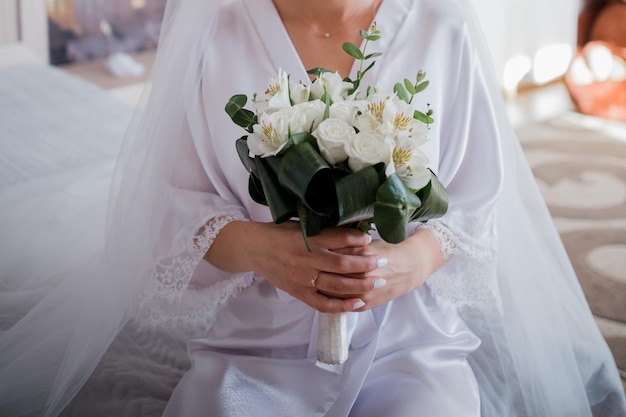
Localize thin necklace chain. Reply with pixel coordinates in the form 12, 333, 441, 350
297, 0, 379, 38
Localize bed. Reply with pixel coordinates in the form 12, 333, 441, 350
0, 56, 188, 416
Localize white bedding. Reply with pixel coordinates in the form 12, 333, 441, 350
0, 64, 189, 417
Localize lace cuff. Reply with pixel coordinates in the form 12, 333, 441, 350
136, 208, 256, 335
420, 211, 501, 312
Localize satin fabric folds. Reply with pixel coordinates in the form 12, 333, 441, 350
0, 0, 625, 416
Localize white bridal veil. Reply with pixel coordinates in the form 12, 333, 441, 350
1, 0, 625, 416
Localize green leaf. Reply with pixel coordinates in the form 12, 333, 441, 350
362, 60, 376, 75
307, 67, 332, 77
363, 34, 381, 41
364, 52, 383, 60
225, 95, 257, 133
254, 156, 297, 224
323, 92, 331, 120
342, 42, 365, 60
276, 142, 337, 217
415, 71, 426, 83
410, 170, 448, 221
335, 164, 384, 225
248, 174, 267, 206
297, 201, 324, 239
373, 174, 422, 244
414, 80, 430, 93
394, 82, 410, 104
290, 131, 315, 147
404, 78, 416, 95
414, 110, 434, 125
235, 136, 253, 173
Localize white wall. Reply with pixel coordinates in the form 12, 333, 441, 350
470, 0, 582, 91
0, 0, 49, 63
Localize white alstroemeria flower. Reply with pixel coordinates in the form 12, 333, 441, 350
312, 118, 354, 165
345, 131, 393, 173
353, 93, 389, 133
393, 146, 431, 190
310, 72, 354, 103
248, 107, 307, 157
290, 82, 311, 104
294, 99, 326, 132
252, 68, 291, 113
381, 96, 429, 145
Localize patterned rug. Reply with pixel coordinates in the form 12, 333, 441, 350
516, 112, 626, 382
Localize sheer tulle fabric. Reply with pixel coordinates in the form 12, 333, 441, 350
0, 0, 624, 416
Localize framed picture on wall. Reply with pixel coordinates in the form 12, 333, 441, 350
47, 0, 166, 66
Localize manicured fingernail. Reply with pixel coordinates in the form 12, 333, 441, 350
352, 300, 365, 310
373, 278, 387, 289
376, 257, 388, 268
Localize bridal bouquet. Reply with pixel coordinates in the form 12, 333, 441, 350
225, 25, 447, 364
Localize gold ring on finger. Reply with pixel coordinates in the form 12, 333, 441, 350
310, 272, 321, 290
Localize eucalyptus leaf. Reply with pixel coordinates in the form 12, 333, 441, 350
414, 80, 430, 93
404, 79, 416, 95
342, 42, 365, 60
414, 110, 434, 125
225, 95, 257, 133
307, 67, 332, 76
394, 83, 410, 104
362, 60, 376, 75
364, 52, 383, 60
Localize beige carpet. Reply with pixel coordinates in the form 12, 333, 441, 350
516, 112, 626, 381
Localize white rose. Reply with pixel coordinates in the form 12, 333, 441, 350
310, 72, 354, 102
293, 99, 326, 132
329, 100, 367, 125
248, 107, 307, 157
345, 131, 393, 172
312, 118, 354, 165
252, 68, 291, 113
394, 147, 431, 190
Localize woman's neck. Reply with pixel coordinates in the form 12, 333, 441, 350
273, 0, 378, 39
272, 0, 382, 78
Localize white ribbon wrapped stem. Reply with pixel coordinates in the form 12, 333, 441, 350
317, 312, 349, 364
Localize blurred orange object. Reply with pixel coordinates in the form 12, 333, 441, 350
564, 0, 626, 122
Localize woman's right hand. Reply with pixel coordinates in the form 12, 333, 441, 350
205, 220, 384, 313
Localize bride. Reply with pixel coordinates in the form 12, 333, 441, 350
1, 0, 625, 415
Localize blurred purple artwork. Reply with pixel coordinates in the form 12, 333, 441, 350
47, 0, 166, 65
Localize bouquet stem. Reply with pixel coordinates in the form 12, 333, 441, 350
317, 312, 349, 364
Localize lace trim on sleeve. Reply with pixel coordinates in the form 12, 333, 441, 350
420, 211, 502, 312
135, 208, 257, 335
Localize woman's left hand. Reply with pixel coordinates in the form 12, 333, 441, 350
317, 228, 448, 311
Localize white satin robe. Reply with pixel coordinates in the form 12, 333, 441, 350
156, 0, 504, 415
